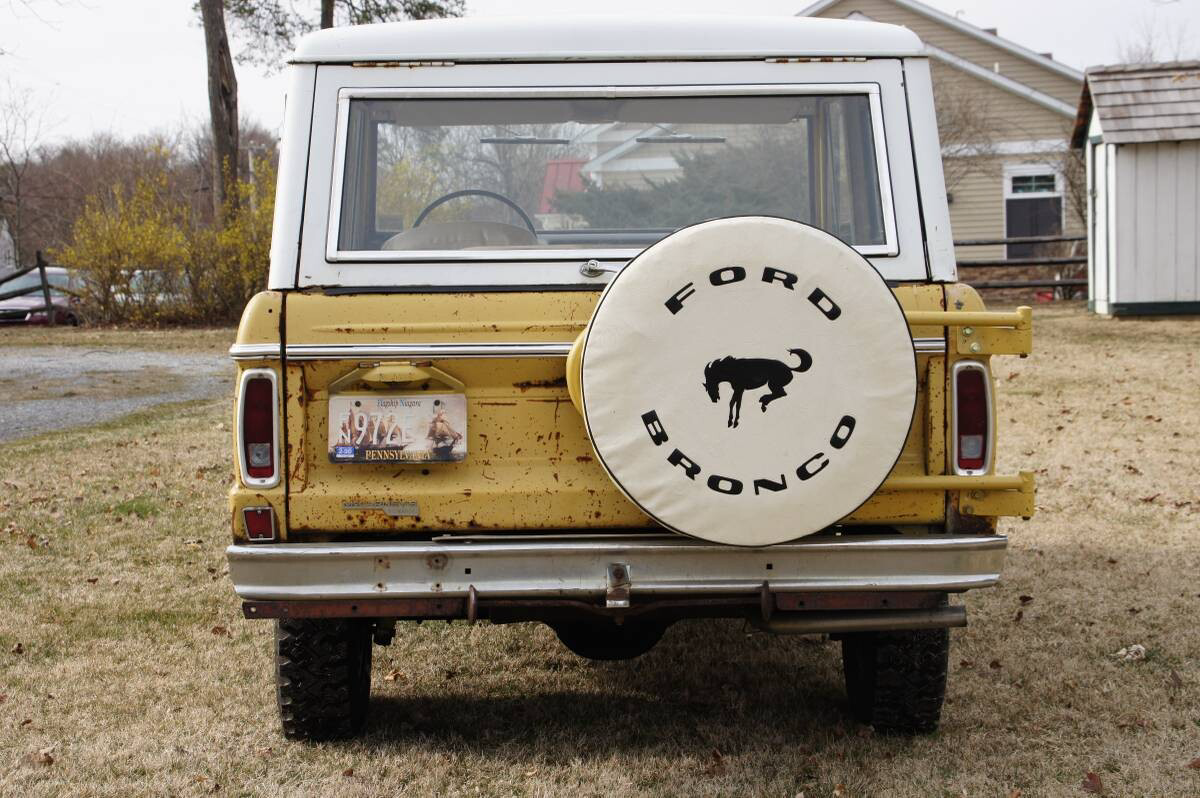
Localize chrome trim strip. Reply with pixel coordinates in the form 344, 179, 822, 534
232, 338, 945, 361
288, 342, 574, 360
912, 337, 947, 354
229, 343, 283, 360
226, 534, 1007, 601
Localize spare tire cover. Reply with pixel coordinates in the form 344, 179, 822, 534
580, 217, 916, 547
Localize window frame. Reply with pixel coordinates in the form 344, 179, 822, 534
324, 83, 900, 264
1003, 163, 1062, 200
1002, 162, 1065, 260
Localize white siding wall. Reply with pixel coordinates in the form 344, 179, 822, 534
1109, 141, 1200, 308
1087, 140, 1106, 310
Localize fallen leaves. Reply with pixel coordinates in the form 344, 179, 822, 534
702, 748, 726, 777
1116, 716, 1151, 730
1187, 758, 1200, 770
25, 747, 54, 766
383, 669, 405, 682
210, 625, 232, 638
11, 642, 24, 655
1081, 771, 1103, 794
342, 767, 355, 777
1168, 670, 1184, 692
1019, 595, 1035, 604
989, 659, 1003, 670
1114, 644, 1147, 662
1139, 494, 1161, 504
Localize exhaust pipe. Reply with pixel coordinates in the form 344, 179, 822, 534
751, 605, 967, 635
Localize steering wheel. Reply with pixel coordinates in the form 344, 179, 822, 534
413, 189, 537, 233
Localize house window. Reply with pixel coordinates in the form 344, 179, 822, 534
1004, 167, 1062, 259
1011, 174, 1057, 194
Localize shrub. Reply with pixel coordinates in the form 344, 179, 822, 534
55, 159, 276, 326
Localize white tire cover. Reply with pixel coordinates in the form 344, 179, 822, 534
580, 217, 916, 547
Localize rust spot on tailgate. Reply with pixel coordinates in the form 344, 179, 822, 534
513, 376, 568, 391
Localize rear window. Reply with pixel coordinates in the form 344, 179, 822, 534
331, 91, 891, 260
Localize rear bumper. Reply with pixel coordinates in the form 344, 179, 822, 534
226, 533, 1007, 604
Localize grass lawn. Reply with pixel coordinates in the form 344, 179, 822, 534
0, 325, 236, 353
1, 304, 1198, 796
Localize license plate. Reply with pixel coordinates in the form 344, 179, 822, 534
328, 394, 467, 463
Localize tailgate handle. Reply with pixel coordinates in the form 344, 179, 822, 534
320, 362, 466, 399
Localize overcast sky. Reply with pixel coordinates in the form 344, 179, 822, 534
3, 0, 1197, 144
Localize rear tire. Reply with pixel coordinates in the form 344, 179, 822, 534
550, 619, 668, 661
275, 619, 372, 740
841, 627, 949, 735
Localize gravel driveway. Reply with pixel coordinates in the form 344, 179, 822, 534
0, 346, 232, 443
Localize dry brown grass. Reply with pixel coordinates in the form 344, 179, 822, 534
1, 303, 1198, 797
0, 325, 235, 353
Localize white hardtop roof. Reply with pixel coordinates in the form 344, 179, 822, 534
292, 15, 925, 64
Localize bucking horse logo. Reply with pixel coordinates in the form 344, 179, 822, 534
703, 349, 813, 428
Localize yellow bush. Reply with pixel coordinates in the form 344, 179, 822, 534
55, 159, 276, 325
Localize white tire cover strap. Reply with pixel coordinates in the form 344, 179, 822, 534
580, 216, 917, 547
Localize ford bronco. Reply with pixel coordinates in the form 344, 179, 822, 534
227, 15, 1035, 740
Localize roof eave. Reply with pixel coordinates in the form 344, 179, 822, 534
798, 0, 1083, 82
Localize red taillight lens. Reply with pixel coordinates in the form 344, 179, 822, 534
243, 507, 276, 542
242, 375, 275, 480
955, 365, 989, 472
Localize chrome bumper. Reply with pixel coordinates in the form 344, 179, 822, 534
226, 534, 1006, 601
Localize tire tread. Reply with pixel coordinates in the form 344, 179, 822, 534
275, 619, 372, 741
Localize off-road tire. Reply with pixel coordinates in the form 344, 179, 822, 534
275, 619, 373, 740
841, 627, 949, 735
550, 620, 668, 661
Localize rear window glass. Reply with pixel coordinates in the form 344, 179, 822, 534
333, 93, 888, 258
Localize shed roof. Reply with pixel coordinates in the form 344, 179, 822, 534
291, 15, 925, 64
1071, 60, 1200, 147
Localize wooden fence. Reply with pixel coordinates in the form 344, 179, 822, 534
955, 234, 1087, 294
0, 251, 62, 324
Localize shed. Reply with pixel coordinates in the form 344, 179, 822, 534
1072, 61, 1200, 315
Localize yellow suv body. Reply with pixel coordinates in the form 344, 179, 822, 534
227, 15, 1033, 740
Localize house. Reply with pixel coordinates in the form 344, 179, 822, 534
1071, 62, 1200, 316
798, 0, 1084, 263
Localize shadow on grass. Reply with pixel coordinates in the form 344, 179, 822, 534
356, 619, 862, 760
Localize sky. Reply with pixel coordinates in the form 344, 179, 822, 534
2, 0, 1198, 145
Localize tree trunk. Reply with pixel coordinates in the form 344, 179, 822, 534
199, 0, 239, 226
321, 0, 334, 29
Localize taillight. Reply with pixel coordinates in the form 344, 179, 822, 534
238, 369, 279, 487
953, 361, 991, 474
243, 507, 276, 542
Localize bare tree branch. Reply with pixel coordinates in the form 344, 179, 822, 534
0, 80, 50, 264
224, 0, 464, 70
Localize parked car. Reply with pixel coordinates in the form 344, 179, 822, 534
225, 15, 1036, 740
0, 266, 80, 325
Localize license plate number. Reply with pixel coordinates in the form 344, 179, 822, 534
328, 394, 467, 463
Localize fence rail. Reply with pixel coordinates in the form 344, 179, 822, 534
955, 235, 1087, 293
0, 251, 60, 324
